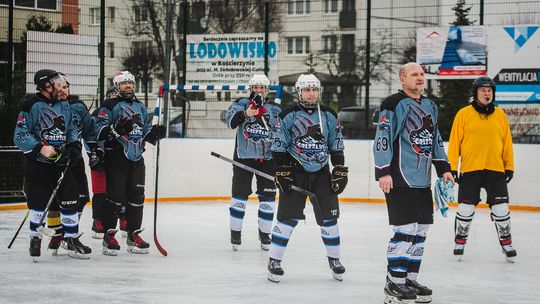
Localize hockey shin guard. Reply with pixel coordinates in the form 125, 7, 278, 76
102, 198, 123, 231
407, 224, 429, 281
229, 197, 247, 232
455, 203, 476, 246
320, 219, 340, 259
387, 223, 417, 284
127, 201, 144, 232
258, 198, 275, 234
92, 193, 106, 220
29, 209, 45, 238
60, 209, 79, 238
47, 211, 63, 237
269, 219, 298, 261
491, 203, 514, 249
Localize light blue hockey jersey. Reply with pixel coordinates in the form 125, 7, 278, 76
271, 105, 344, 172
226, 98, 281, 159
95, 98, 152, 161
13, 93, 79, 164
373, 91, 450, 188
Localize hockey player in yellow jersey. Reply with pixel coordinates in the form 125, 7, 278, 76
448, 76, 516, 263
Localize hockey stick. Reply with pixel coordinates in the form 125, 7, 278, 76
210, 151, 325, 225
36, 161, 71, 237
7, 210, 29, 249
152, 88, 167, 256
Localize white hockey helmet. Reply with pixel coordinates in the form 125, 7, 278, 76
248, 74, 270, 88
295, 74, 321, 108
113, 71, 136, 87
113, 71, 136, 99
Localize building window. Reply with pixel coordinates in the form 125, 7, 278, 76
132, 41, 152, 50
287, 36, 310, 55
322, 35, 337, 53
135, 78, 153, 94
134, 5, 148, 23
324, 0, 338, 13
288, 0, 310, 15
107, 42, 115, 58
108, 7, 115, 23
13, 0, 57, 10
342, 34, 355, 52
90, 8, 100, 25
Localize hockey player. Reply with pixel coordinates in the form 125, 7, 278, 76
90, 86, 117, 239
267, 74, 348, 283
13, 69, 92, 260
448, 76, 517, 262
47, 78, 97, 255
373, 62, 454, 303
225, 74, 281, 251
95, 71, 165, 256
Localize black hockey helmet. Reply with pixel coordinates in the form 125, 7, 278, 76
471, 76, 496, 101
106, 86, 119, 99
33, 69, 63, 91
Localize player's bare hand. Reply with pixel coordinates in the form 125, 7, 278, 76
40, 145, 57, 158
245, 104, 259, 117
442, 171, 455, 185
379, 175, 393, 193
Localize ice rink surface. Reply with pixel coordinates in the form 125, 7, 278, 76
0, 202, 539, 304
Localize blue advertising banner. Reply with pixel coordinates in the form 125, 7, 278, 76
488, 25, 540, 104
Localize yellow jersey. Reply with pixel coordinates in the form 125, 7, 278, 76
448, 104, 514, 173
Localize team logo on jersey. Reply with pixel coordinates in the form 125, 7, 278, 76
16, 115, 27, 128
409, 114, 434, 156
129, 113, 144, 142
243, 115, 271, 142
40, 115, 66, 146
378, 114, 391, 130
72, 114, 81, 130
295, 125, 326, 157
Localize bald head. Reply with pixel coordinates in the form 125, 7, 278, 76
399, 62, 423, 78
399, 62, 425, 99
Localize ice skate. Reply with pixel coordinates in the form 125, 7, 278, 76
267, 258, 284, 283
29, 236, 41, 263
258, 229, 270, 251
231, 230, 241, 251
120, 217, 128, 238
384, 278, 417, 304
406, 279, 432, 303
127, 229, 150, 254
92, 219, 104, 239
102, 229, 120, 256
502, 244, 517, 263
328, 257, 345, 281
48, 235, 63, 256
453, 244, 465, 261
64, 234, 91, 259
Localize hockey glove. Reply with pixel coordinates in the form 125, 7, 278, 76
505, 170, 513, 183
331, 165, 349, 194
88, 147, 105, 171
145, 125, 166, 144
275, 165, 293, 194
451, 170, 460, 184
52, 142, 80, 166
113, 117, 133, 136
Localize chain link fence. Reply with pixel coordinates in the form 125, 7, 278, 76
1, 0, 539, 144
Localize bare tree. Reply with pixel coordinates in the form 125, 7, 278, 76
123, 0, 171, 82
206, 0, 282, 34
122, 45, 162, 107
311, 29, 395, 108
